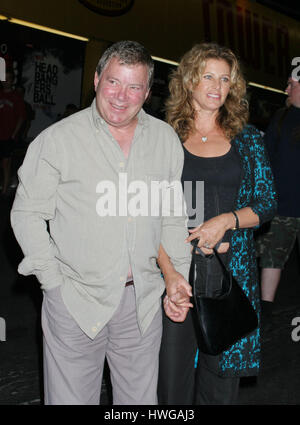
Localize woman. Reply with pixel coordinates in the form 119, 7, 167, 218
157, 43, 277, 405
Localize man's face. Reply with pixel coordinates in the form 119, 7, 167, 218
286, 77, 300, 108
94, 57, 150, 129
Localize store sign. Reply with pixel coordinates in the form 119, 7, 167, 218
79, 0, 134, 16
33, 60, 58, 105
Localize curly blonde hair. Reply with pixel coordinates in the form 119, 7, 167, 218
165, 43, 249, 141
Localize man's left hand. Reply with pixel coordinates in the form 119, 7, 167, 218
163, 270, 193, 322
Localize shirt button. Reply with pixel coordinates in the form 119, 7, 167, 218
91, 326, 97, 333
128, 217, 132, 222
119, 162, 125, 168
97, 322, 101, 326
120, 276, 125, 282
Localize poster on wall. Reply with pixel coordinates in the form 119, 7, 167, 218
0, 20, 85, 141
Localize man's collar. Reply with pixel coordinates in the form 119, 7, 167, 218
91, 98, 149, 130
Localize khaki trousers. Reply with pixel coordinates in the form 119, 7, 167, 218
42, 284, 162, 405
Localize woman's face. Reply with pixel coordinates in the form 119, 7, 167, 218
191, 58, 231, 114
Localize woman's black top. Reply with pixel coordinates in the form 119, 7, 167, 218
181, 144, 242, 243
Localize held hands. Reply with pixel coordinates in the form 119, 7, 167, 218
163, 270, 193, 322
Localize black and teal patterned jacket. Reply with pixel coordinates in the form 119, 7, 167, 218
219, 124, 277, 377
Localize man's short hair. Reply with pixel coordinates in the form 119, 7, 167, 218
96, 40, 154, 89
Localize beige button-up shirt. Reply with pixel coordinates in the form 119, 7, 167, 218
11, 100, 191, 339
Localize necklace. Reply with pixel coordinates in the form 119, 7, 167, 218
201, 136, 207, 142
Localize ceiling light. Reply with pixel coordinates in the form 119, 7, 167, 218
152, 56, 286, 94
0, 14, 89, 41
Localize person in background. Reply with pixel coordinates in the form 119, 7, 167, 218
257, 76, 300, 332
157, 42, 277, 405
15, 86, 35, 144
0, 69, 26, 195
57, 103, 79, 121
11, 40, 191, 405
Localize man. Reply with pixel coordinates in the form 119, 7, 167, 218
11, 41, 191, 405
258, 76, 300, 330
0, 69, 26, 195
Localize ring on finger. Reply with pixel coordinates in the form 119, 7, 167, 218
204, 242, 210, 249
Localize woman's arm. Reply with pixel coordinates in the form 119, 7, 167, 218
186, 208, 259, 252
247, 126, 277, 224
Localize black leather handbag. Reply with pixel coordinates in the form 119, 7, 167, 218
189, 243, 258, 355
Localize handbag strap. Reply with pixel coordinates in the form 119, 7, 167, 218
189, 240, 232, 296
188, 243, 197, 287
190, 238, 227, 270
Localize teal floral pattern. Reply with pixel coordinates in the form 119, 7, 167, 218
219, 125, 277, 377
